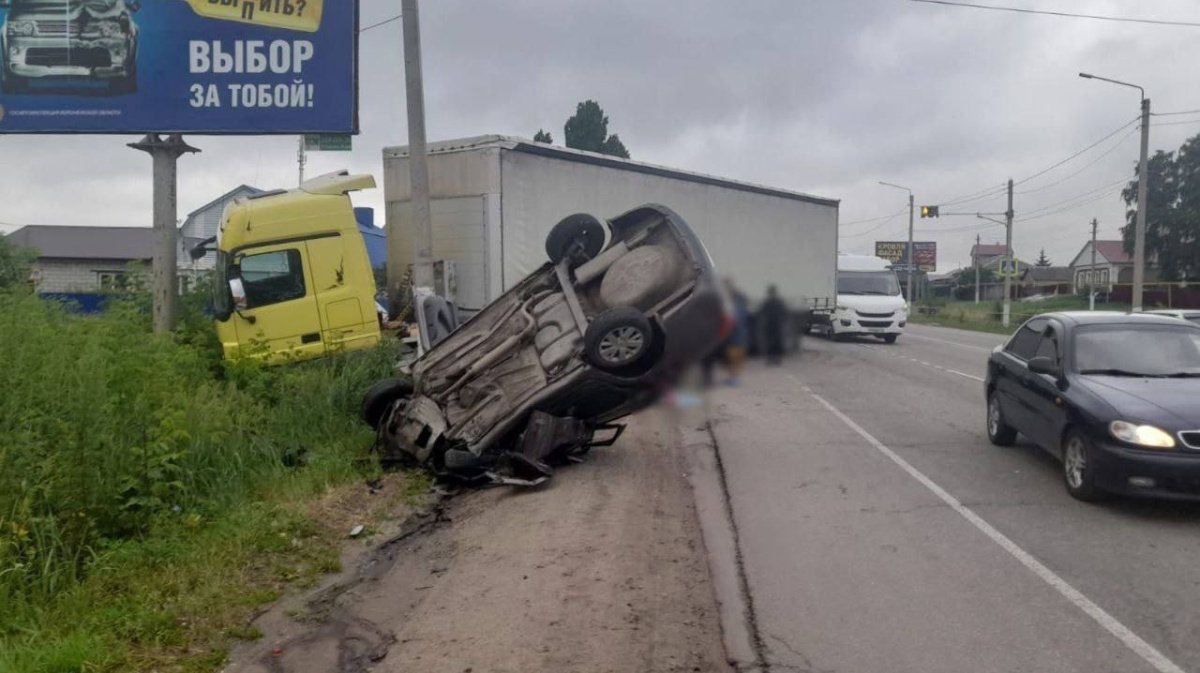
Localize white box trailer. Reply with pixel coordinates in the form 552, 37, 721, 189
383, 135, 839, 321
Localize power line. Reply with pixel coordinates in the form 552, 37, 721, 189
361, 13, 402, 32
1016, 127, 1138, 195
907, 0, 1200, 28
840, 208, 906, 227
1153, 119, 1200, 128
938, 184, 1008, 207
1013, 116, 1140, 187
1153, 109, 1200, 117
1019, 176, 1130, 218
1017, 184, 1127, 223
840, 211, 906, 239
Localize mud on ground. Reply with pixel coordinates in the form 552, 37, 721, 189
223, 408, 731, 673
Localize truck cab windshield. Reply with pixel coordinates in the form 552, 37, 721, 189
838, 270, 900, 296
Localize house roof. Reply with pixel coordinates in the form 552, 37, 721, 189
186, 184, 262, 218
971, 244, 1008, 258
6, 225, 154, 261
1094, 240, 1132, 264
1023, 266, 1073, 283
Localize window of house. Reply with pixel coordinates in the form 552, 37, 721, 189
97, 271, 144, 291
237, 248, 305, 309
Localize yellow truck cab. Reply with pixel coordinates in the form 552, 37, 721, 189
210, 171, 382, 362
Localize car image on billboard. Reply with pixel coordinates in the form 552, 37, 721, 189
0, 0, 356, 133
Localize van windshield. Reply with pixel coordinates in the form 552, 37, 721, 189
838, 270, 900, 296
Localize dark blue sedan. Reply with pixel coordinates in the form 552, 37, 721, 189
985, 312, 1200, 501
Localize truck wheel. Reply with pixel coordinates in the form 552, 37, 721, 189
585, 307, 653, 369
361, 378, 413, 429
546, 214, 605, 265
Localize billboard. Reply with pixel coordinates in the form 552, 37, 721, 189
875, 241, 937, 272
0, 0, 357, 134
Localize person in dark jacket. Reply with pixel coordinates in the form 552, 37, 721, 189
760, 284, 788, 365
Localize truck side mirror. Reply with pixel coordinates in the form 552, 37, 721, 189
229, 278, 249, 311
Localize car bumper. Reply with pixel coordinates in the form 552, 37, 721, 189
6, 36, 134, 79
830, 314, 906, 336
1091, 440, 1200, 500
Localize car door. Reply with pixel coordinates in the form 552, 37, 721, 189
231, 244, 325, 360
995, 318, 1047, 435
1023, 322, 1069, 452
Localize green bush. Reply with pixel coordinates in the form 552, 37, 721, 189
0, 288, 396, 647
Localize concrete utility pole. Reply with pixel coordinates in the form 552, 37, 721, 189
399, 0, 435, 304
1079, 73, 1149, 312
297, 136, 307, 186
1003, 178, 1014, 328
878, 181, 914, 303
1134, 97, 1150, 312
975, 234, 981, 304
1089, 218, 1098, 311
906, 192, 915, 305
129, 134, 199, 334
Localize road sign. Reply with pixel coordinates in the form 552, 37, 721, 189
304, 133, 352, 151
0, 0, 358, 134
875, 241, 937, 272
998, 258, 1021, 277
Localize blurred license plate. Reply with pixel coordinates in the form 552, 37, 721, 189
867, 328, 884, 333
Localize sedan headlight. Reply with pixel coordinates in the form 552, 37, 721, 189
8, 21, 36, 37
1109, 421, 1176, 449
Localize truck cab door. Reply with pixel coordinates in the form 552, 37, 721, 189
231, 244, 325, 360
303, 235, 382, 354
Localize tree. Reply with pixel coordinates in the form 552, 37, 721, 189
951, 267, 995, 300
563, 100, 631, 158
1035, 248, 1052, 267
0, 236, 35, 289
599, 134, 630, 159
533, 129, 553, 144
1121, 138, 1200, 281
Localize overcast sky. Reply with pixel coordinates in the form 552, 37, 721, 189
2, 0, 1199, 271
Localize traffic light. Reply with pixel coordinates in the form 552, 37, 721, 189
920, 205, 940, 218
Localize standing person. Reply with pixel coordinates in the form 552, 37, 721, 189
723, 280, 750, 385
760, 284, 788, 365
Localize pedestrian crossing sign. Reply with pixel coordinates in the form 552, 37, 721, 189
998, 258, 1020, 278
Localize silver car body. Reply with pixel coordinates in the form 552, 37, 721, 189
2, 0, 137, 87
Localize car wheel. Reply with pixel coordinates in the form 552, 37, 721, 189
1062, 430, 1107, 502
360, 378, 414, 428
585, 307, 653, 370
882, 334, 898, 344
986, 392, 1017, 446
545, 213, 605, 265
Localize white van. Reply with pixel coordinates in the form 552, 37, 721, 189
818, 254, 907, 343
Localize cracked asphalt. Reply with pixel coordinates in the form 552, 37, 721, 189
705, 323, 1200, 673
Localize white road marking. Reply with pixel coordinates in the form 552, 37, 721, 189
857, 344, 986, 383
791, 376, 1187, 673
904, 330, 997, 353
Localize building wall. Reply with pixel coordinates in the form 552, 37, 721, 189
33, 258, 147, 293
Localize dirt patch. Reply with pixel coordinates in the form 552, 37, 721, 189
222, 408, 730, 673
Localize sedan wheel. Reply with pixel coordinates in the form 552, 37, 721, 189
1062, 431, 1106, 502
986, 393, 1017, 446
598, 326, 645, 366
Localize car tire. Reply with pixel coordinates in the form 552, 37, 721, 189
545, 213, 605, 265
1062, 430, 1107, 502
882, 334, 898, 344
360, 378, 413, 429
584, 307, 653, 370
986, 391, 1017, 446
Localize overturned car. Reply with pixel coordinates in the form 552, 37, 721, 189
362, 204, 728, 484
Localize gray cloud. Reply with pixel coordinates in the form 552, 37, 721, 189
2, 0, 1199, 271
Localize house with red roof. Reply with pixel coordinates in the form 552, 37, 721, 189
1068, 240, 1159, 294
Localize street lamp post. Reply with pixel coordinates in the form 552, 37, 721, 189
879, 181, 915, 305
1079, 73, 1149, 312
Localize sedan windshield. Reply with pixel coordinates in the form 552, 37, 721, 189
1075, 326, 1200, 377
838, 270, 900, 296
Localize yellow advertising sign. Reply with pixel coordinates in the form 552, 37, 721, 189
176, 0, 325, 33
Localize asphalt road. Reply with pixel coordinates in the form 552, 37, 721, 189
704, 323, 1200, 673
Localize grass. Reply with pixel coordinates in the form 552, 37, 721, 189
0, 286, 411, 673
910, 295, 1132, 334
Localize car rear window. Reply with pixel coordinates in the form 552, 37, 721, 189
1006, 319, 1046, 360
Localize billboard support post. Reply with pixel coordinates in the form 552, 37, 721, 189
130, 134, 199, 334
